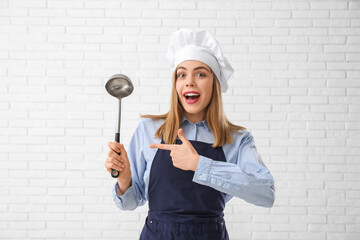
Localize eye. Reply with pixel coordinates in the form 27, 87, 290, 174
177, 73, 186, 78
196, 72, 206, 77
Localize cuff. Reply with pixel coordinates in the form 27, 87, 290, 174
192, 155, 213, 184
112, 182, 136, 209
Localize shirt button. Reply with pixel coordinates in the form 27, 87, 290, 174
150, 220, 153, 224
199, 174, 203, 179
192, 126, 195, 129
218, 182, 222, 186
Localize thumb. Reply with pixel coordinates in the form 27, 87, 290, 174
118, 143, 128, 157
177, 128, 189, 144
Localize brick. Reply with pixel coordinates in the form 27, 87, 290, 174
347, 53, 360, 61
347, 190, 360, 199
344, 173, 360, 181
311, 104, 347, 113
290, 215, 327, 224
162, 18, 199, 27
254, 10, 291, 19
351, 19, 360, 27
349, 2, 360, 9
290, 232, 326, 240
85, 1, 120, 9
308, 206, 344, 215
28, 230, 64, 238
10, 0, 46, 8
272, 223, 307, 232
159, 2, 195, 10
314, 19, 350, 27
46, 204, 82, 213
0, 8, 27, 17
311, 2, 347, 10
29, 161, 66, 170
67, 196, 102, 204
325, 44, 360, 53
272, 2, 309, 10
65, 229, 102, 238
29, 9, 66, 17
103, 230, 139, 239
0, 230, 27, 238
181, 10, 216, 18
122, 1, 157, 9
327, 233, 360, 240
66, 213, 102, 221
291, 96, 328, 104
331, 10, 360, 19
49, 17, 86, 26
47, 221, 82, 229
47, 0, 83, 8
292, 10, 329, 18
9, 221, 45, 230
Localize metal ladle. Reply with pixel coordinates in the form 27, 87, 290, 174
105, 74, 134, 178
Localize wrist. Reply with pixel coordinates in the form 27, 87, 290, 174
192, 154, 200, 171
116, 183, 124, 195
117, 178, 132, 196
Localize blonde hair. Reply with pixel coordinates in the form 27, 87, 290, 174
142, 69, 246, 147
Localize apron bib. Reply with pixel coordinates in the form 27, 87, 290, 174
140, 139, 229, 240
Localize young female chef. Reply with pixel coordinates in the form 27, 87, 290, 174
105, 29, 275, 240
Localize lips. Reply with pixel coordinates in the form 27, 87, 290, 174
183, 91, 200, 104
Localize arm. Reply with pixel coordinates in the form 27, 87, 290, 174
112, 120, 147, 210
193, 131, 275, 208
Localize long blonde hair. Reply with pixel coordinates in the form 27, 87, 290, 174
142, 68, 246, 147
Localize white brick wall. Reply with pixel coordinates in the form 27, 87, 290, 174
1, 0, 359, 239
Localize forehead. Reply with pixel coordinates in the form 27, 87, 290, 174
177, 60, 211, 71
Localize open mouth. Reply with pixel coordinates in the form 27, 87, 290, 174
183, 91, 200, 104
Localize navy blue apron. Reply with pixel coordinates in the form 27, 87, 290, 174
140, 139, 229, 240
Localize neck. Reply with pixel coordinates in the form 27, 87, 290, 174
184, 111, 205, 124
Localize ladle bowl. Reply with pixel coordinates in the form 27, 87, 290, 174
105, 74, 134, 99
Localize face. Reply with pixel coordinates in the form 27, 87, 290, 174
175, 60, 214, 123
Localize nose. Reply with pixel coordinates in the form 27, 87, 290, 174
185, 75, 195, 87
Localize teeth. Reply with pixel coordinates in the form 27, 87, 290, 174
185, 93, 200, 97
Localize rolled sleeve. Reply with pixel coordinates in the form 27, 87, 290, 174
112, 183, 139, 211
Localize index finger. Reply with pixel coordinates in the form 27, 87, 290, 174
149, 143, 176, 151
108, 142, 121, 153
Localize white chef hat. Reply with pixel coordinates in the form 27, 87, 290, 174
167, 28, 234, 93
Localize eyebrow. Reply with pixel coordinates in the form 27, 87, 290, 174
177, 66, 210, 72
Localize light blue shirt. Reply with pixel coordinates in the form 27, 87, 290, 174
113, 117, 275, 210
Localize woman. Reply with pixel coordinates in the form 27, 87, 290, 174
105, 29, 275, 240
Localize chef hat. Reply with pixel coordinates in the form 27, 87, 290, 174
167, 28, 234, 92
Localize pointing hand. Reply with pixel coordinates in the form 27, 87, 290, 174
150, 128, 200, 171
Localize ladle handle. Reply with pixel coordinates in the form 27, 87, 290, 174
111, 133, 121, 178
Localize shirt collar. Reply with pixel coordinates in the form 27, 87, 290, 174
180, 115, 211, 132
